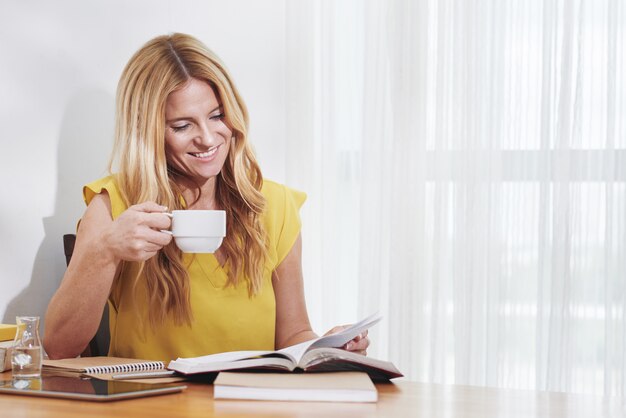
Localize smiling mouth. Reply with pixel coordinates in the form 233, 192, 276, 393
189, 146, 219, 158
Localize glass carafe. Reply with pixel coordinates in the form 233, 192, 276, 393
11, 316, 43, 378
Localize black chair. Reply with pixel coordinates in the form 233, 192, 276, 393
63, 234, 110, 357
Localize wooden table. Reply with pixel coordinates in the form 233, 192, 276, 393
1, 371, 624, 417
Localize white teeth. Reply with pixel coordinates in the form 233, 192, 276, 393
191, 147, 217, 158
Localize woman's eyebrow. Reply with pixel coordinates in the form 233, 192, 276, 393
166, 116, 191, 124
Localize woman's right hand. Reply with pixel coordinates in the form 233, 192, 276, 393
104, 201, 173, 262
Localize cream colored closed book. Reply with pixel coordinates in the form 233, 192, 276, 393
214, 372, 378, 402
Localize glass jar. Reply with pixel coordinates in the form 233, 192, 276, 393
11, 316, 43, 379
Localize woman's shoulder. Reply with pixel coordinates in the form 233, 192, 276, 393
261, 179, 306, 264
83, 175, 126, 218
85, 174, 118, 191
261, 179, 307, 211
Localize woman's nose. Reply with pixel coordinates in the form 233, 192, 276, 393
196, 122, 217, 146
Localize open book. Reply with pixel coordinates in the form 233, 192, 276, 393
168, 312, 403, 381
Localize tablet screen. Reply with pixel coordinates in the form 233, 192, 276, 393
0, 376, 186, 401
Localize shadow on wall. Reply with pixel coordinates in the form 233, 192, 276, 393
3, 89, 114, 330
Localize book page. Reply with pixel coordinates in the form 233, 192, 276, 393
168, 355, 296, 374
309, 312, 382, 350
276, 340, 316, 364
278, 312, 383, 363
171, 350, 276, 365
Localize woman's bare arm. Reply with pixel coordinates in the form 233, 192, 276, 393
273, 234, 318, 348
43, 194, 172, 359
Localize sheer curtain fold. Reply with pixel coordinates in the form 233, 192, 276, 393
285, 0, 625, 396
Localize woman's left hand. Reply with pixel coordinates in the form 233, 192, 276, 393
324, 326, 370, 356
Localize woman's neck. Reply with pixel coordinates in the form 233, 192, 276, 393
179, 176, 219, 210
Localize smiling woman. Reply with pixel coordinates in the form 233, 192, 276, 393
42, 33, 370, 362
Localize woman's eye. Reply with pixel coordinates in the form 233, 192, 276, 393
172, 124, 189, 132
210, 113, 225, 121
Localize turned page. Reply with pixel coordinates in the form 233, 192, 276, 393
277, 312, 382, 364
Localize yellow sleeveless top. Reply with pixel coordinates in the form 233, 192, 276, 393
83, 176, 306, 362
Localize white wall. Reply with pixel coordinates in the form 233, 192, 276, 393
0, 0, 288, 329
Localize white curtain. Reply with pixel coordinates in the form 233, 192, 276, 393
285, 0, 626, 396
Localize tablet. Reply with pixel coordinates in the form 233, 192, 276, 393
0, 375, 187, 402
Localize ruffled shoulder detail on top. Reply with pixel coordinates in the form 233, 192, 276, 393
261, 179, 307, 266
83, 175, 127, 219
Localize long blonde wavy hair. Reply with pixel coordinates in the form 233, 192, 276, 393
110, 33, 268, 328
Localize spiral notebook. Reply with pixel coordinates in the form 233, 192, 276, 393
42, 356, 183, 383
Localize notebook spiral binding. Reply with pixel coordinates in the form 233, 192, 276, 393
84, 361, 165, 374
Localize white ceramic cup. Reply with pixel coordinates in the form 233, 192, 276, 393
169, 210, 226, 253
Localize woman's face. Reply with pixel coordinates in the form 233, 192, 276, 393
164, 78, 232, 185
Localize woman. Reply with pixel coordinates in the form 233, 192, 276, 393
43, 33, 368, 361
